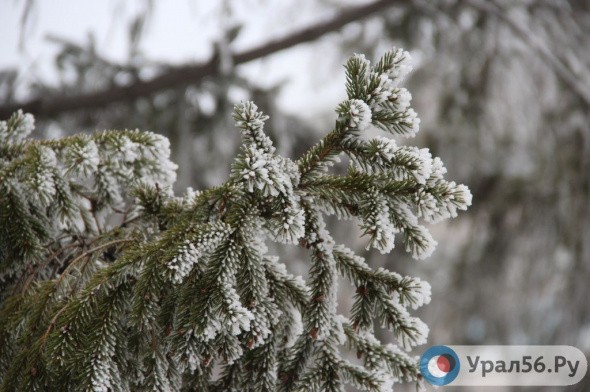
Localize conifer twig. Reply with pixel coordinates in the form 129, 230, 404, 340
54, 238, 132, 287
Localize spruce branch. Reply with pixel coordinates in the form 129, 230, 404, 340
0, 48, 471, 391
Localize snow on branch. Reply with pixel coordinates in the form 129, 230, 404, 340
0, 48, 471, 392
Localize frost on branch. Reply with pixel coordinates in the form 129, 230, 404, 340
342, 99, 373, 131
0, 112, 177, 284
0, 48, 470, 392
0, 109, 34, 144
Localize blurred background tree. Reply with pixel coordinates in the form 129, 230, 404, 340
1, 0, 589, 390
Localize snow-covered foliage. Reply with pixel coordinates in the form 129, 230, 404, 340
0, 110, 177, 283
0, 49, 470, 392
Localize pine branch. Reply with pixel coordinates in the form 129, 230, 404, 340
0, 48, 471, 391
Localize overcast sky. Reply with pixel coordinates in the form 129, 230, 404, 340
0, 0, 375, 119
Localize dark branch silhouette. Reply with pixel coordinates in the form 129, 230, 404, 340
0, 0, 396, 119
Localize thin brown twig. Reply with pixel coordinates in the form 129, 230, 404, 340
54, 238, 132, 288
38, 237, 133, 344
18, 241, 80, 295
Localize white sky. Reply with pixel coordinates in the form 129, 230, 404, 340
0, 0, 373, 119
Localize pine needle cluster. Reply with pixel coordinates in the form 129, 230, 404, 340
0, 49, 471, 391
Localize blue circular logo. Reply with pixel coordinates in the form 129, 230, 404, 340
420, 345, 460, 386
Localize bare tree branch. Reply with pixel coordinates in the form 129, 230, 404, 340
0, 0, 397, 119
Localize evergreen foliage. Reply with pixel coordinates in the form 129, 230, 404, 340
0, 49, 471, 391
